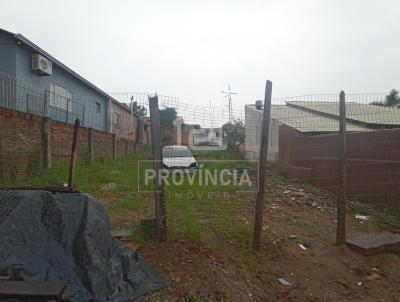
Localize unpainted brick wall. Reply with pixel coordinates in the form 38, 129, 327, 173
51, 120, 89, 162
0, 107, 136, 184
0, 108, 45, 182
279, 125, 400, 204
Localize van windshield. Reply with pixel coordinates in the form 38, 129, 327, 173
163, 147, 193, 158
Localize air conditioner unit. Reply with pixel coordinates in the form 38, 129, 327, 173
32, 54, 52, 75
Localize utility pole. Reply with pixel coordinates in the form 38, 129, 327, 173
221, 85, 238, 124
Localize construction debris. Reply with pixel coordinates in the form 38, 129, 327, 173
355, 214, 369, 221
298, 244, 307, 250
366, 273, 382, 281
277, 278, 292, 286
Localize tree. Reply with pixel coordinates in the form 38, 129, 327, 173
222, 119, 245, 149
370, 89, 400, 108
385, 89, 400, 107
159, 107, 178, 127
130, 100, 147, 117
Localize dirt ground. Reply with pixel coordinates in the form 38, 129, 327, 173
130, 177, 400, 302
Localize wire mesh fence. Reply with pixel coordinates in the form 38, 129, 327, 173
2, 74, 400, 248
261, 91, 400, 249
0, 71, 106, 128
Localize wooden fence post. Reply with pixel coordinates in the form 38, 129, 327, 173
252, 80, 272, 250
43, 117, 52, 169
112, 133, 117, 160
337, 91, 347, 245
88, 127, 94, 164
149, 95, 167, 242
68, 119, 80, 189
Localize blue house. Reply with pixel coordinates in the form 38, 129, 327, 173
0, 28, 111, 131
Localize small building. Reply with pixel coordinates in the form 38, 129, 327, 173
193, 128, 223, 146
0, 27, 115, 131
245, 101, 400, 161
109, 100, 138, 140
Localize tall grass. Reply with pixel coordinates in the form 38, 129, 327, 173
24, 147, 256, 244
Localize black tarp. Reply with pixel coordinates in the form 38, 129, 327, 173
0, 190, 165, 301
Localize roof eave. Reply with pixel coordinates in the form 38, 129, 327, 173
11, 32, 113, 100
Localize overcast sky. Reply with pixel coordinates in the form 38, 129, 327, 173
1, 0, 399, 110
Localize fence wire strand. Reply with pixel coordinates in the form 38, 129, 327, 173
1, 73, 400, 244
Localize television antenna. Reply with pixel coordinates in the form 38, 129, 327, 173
221, 85, 238, 124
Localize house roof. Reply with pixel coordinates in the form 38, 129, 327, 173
0, 28, 131, 112
246, 104, 371, 133
287, 101, 400, 127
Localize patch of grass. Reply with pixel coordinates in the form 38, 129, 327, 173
27, 147, 152, 194
268, 165, 286, 179
372, 205, 400, 230
289, 216, 321, 231
24, 146, 258, 247
183, 289, 208, 302
131, 231, 146, 245
107, 195, 143, 213
373, 212, 387, 230
194, 148, 244, 161
167, 197, 204, 241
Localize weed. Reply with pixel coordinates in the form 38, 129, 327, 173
289, 216, 321, 231
107, 195, 143, 213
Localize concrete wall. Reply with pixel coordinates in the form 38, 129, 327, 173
244, 105, 280, 162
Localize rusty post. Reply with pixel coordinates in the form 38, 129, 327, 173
252, 80, 272, 249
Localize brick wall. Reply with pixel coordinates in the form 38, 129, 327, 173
51, 120, 90, 162
279, 125, 400, 204
0, 108, 45, 182
0, 107, 137, 184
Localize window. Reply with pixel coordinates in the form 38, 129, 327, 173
49, 83, 72, 112
113, 112, 121, 130
96, 102, 101, 113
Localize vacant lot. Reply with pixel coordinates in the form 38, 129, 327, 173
28, 148, 400, 301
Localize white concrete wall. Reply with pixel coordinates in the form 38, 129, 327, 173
244, 105, 280, 162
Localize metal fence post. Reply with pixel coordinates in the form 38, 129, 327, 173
149, 95, 167, 242
253, 80, 272, 249
337, 91, 347, 245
